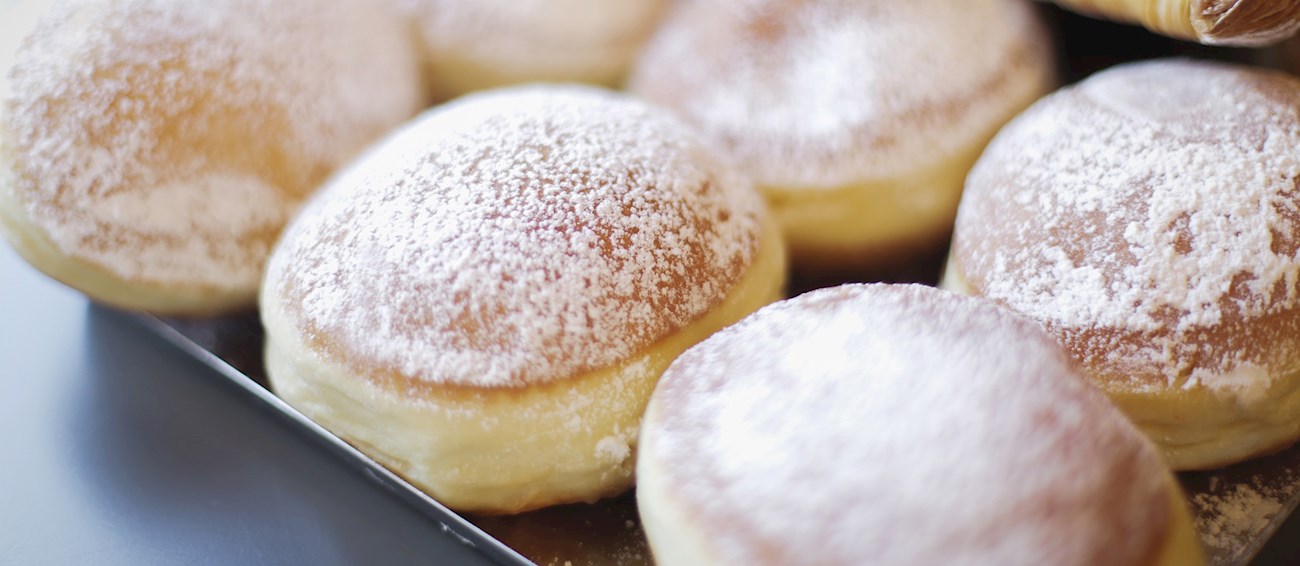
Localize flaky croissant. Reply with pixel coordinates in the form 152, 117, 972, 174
1051, 0, 1300, 45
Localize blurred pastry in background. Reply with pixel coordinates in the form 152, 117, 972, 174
638, 284, 1202, 566
261, 85, 785, 514
394, 0, 669, 101
946, 59, 1300, 471
1048, 0, 1300, 46
628, 0, 1054, 273
1044, 2, 1255, 82
0, 0, 424, 315
1264, 30, 1300, 73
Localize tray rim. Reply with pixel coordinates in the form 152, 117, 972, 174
129, 312, 534, 566
130, 307, 1300, 566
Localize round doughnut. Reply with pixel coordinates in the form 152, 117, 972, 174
627, 0, 1055, 270
637, 284, 1202, 566
0, 0, 424, 315
393, 0, 669, 101
260, 85, 786, 514
945, 59, 1300, 470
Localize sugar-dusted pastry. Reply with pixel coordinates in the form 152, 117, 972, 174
393, 0, 669, 100
261, 85, 786, 514
638, 284, 1202, 566
0, 0, 424, 314
946, 59, 1300, 470
1050, 0, 1300, 46
628, 0, 1054, 271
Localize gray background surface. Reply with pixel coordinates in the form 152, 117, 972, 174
0, 245, 493, 565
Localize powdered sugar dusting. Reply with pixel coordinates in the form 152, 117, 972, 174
1192, 475, 1291, 555
594, 426, 636, 465
645, 284, 1170, 566
2, 0, 422, 291
266, 85, 762, 388
629, 0, 1052, 189
954, 60, 1300, 389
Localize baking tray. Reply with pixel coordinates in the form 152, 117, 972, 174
114, 8, 1300, 565
133, 310, 648, 566
126, 247, 1300, 566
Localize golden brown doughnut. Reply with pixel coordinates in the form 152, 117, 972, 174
261, 85, 786, 514
638, 284, 1201, 566
628, 0, 1055, 270
0, 0, 424, 314
946, 59, 1300, 470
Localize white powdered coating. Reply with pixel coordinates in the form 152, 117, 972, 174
394, 0, 667, 83
645, 284, 1170, 566
2, 0, 422, 291
954, 59, 1300, 389
266, 85, 762, 388
629, 0, 1052, 190
593, 426, 636, 465
1191, 476, 1290, 553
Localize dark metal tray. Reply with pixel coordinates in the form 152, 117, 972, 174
136, 312, 649, 566
135, 261, 1300, 566
130, 9, 1300, 564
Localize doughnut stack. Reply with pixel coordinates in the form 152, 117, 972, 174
9, 0, 1300, 563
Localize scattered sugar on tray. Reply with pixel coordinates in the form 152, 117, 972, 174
1192, 478, 1288, 552
269, 85, 761, 388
